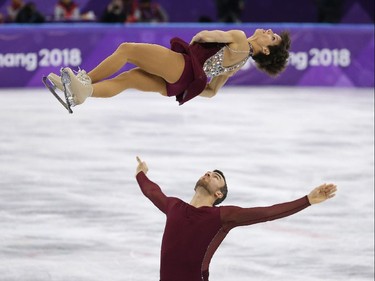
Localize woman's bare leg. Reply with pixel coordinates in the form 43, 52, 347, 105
92, 67, 168, 98
88, 43, 185, 84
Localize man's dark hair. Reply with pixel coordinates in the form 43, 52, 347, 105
213, 169, 228, 206
252, 31, 291, 77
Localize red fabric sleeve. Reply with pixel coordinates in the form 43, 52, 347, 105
136, 172, 168, 214
221, 196, 311, 230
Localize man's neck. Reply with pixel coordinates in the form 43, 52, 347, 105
190, 191, 213, 208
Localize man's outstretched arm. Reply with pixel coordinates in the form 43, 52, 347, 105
221, 183, 337, 228
135, 156, 168, 213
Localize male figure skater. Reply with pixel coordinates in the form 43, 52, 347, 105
135, 157, 337, 281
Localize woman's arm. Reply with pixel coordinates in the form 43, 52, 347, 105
199, 75, 230, 98
190, 29, 246, 44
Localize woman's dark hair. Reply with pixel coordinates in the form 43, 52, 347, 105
252, 31, 291, 77
213, 169, 228, 206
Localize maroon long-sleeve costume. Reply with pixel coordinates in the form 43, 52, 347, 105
136, 172, 311, 281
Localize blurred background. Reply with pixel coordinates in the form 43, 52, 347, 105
0, 0, 373, 23
0, 0, 374, 88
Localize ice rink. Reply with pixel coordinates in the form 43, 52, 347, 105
0, 86, 373, 281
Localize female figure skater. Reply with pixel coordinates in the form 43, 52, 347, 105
47, 28, 290, 107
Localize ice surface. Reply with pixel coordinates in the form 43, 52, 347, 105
0, 86, 373, 281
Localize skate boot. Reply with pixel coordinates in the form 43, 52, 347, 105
47, 72, 64, 91
60, 67, 93, 106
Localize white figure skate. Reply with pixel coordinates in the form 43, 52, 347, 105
42, 68, 92, 114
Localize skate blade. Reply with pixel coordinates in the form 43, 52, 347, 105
42, 76, 73, 114
60, 68, 76, 108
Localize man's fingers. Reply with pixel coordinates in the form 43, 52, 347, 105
317, 183, 337, 199
324, 184, 337, 193
318, 183, 337, 192
136, 156, 142, 164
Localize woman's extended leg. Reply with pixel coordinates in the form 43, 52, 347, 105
88, 43, 185, 84
92, 67, 168, 98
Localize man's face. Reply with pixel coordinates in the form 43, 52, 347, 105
195, 171, 225, 195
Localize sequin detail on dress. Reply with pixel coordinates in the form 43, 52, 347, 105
203, 44, 253, 78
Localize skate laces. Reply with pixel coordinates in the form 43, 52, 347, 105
73, 67, 91, 85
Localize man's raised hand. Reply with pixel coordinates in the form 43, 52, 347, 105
136, 156, 149, 176
307, 183, 337, 204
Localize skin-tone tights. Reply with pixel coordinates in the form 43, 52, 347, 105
88, 43, 185, 98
